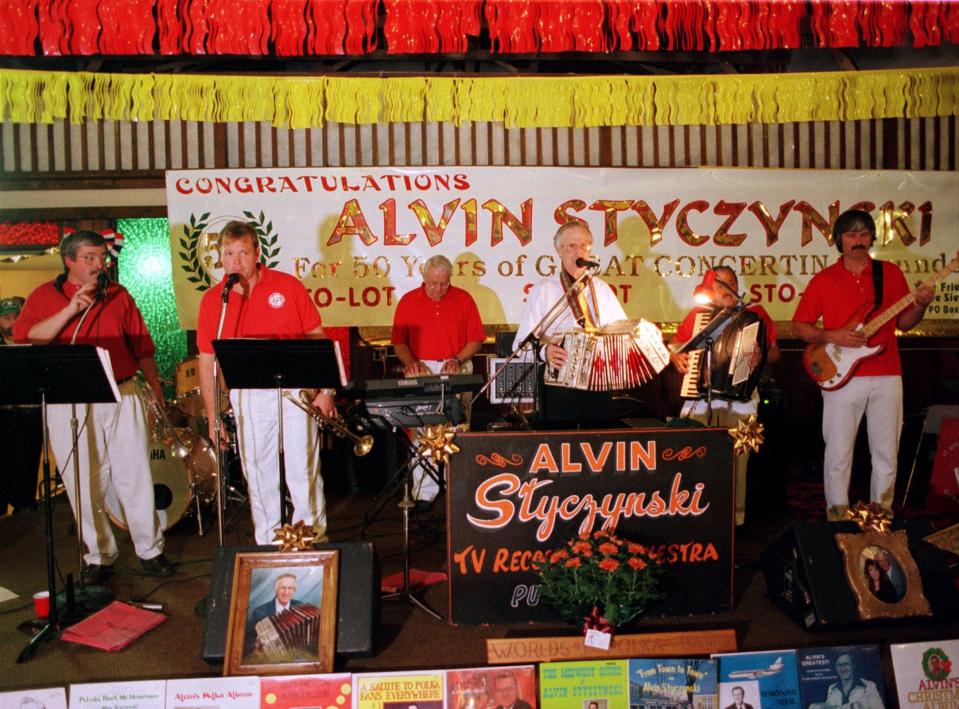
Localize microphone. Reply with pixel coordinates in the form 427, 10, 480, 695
576, 256, 601, 269
96, 271, 109, 300
222, 272, 240, 303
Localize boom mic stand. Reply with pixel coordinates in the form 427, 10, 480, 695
476, 262, 598, 418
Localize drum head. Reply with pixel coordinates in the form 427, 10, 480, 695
180, 428, 218, 504
105, 440, 194, 531
174, 356, 230, 416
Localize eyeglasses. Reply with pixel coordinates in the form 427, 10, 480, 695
560, 241, 592, 252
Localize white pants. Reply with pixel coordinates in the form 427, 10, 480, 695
48, 380, 164, 566
681, 394, 758, 526
231, 388, 326, 544
822, 375, 902, 521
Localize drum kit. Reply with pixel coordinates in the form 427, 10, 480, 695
106, 356, 243, 534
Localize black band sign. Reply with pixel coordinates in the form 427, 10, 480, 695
447, 427, 734, 625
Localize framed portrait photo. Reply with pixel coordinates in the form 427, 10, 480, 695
223, 550, 339, 676
834, 531, 932, 621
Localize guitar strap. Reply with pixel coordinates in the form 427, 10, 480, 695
868, 259, 884, 319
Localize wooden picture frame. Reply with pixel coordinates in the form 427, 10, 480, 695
223, 550, 339, 676
834, 530, 932, 621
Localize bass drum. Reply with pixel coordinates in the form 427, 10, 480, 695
105, 428, 217, 531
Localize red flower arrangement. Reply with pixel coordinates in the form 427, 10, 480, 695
534, 529, 663, 628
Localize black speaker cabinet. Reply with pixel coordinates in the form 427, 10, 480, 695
761, 519, 956, 629
202, 542, 379, 663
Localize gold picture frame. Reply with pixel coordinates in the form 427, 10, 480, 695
223, 550, 339, 676
834, 530, 932, 621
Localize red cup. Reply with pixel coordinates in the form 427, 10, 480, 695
32, 590, 50, 619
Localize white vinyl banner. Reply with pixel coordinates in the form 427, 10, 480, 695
166, 167, 959, 329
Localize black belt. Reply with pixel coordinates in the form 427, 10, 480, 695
116, 375, 136, 386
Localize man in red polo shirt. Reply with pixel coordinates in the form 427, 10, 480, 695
793, 209, 934, 521
15, 230, 172, 585
391, 255, 485, 505
197, 221, 335, 544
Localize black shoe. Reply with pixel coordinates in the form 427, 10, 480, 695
140, 554, 174, 577
81, 564, 114, 586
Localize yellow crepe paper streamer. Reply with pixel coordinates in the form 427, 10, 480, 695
2, 67, 959, 129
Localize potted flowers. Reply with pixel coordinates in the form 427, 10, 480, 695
534, 529, 663, 631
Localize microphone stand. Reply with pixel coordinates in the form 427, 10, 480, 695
212, 274, 237, 546
66, 275, 114, 612
475, 264, 599, 421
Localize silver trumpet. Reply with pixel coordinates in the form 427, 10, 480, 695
284, 389, 373, 457
140, 381, 192, 459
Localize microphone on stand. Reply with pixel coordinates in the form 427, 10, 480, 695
222, 273, 240, 303
575, 256, 601, 269
96, 271, 109, 301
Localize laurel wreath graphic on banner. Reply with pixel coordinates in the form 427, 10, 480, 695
178, 211, 212, 289
243, 210, 280, 269
178, 211, 282, 290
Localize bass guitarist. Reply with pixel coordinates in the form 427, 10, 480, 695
792, 209, 935, 521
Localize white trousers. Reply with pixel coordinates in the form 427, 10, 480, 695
48, 380, 164, 566
230, 388, 326, 544
822, 375, 902, 521
681, 395, 758, 526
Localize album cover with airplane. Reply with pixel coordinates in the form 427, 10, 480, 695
714, 650, 801, 709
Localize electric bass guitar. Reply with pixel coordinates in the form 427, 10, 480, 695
802, 251, 959, 390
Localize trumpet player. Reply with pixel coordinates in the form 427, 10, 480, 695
197, 221, 334, 545
14, 230, 173, 584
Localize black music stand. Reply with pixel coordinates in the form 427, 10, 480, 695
212, 338, 343, 526
676, 303, 744, 425
0, 345, 119, 662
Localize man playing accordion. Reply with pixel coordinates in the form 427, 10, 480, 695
669, 265, 780, 527
513, 222, 630, 426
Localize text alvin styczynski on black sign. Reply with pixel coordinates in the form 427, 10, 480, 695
447, 427, 735, 625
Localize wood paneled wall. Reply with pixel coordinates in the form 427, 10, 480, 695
2, 116, 957, 175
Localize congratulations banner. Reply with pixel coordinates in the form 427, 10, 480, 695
165, 167, 959, 329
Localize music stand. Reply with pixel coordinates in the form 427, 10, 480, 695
675, 304, 744, 425
0, 345, 119, 662
212, 338, 343, 527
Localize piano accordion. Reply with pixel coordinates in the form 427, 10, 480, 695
254, 603, 321, 661
544, 319, 671, 391
680, 307, 766, 402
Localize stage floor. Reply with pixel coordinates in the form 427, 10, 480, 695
0, 463, 956, 692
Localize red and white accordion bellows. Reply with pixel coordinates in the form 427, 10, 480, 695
254, 603, 321, 660
544, 320, 671, 391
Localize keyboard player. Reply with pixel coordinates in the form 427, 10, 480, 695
391, 255, 486, 508
669, 266, 779, 527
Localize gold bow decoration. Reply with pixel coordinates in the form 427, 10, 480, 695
728, 414, 764, 455
272, 520, 318, 551
415, 423, 460, 465
844, 502, 893, 534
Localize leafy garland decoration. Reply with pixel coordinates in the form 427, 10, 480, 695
178, 211, 211, 289
243, 210, 280, 269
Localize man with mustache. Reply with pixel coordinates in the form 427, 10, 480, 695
793, 209, 934, 521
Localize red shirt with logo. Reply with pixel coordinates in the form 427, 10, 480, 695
792, 257, 910, 376
14, 279, 155, 381
197, 267, 322, 354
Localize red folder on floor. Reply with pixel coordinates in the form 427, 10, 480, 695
61, 601, 166, 651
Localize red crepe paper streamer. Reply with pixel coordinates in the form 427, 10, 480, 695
38, 0, 68, 55
272, 0, 308, 56
98, 0, 155, 54
343, 0, 375, 55
0, 0, 39, 55
307, 0, 345, 55
156, 0, 182, 53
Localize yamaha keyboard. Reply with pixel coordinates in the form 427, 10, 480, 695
345, 373, 483, 428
